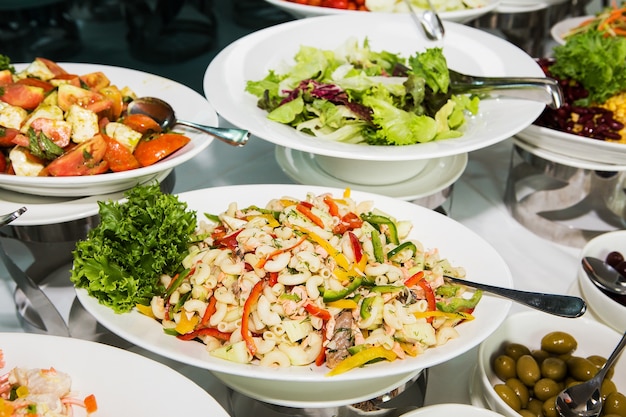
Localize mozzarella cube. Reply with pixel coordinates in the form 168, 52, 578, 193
9, 146, 45, 176
0, 102, 28, 130
20, 105, 64, 133
66, 105, 99, 143
104, 122, 142, 152
15, 59, 55, 81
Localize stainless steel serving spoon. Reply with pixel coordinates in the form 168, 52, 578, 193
403, 0, 445, 41
445, 275, 587, 318
555, 329, 626, 417
0, 206, 27, 227
582, 256, 626, 295
127, 97, 250, 147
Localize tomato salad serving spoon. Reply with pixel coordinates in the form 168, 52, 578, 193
127, 97, 250, 147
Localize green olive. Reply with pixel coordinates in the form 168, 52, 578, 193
566, 356, 598, 382
517, 354, 541, 387
493, 354, 517, 381
526, 397, 544, 416
603, 391, 626, 417
532, 349, 550, 365
534, 378, 562, 401
506, 378, 530, 408
540, 356, 567, 381
518, 410, 537, 417
505, 342, 532, 360
494, 383, 521, 411
542, 395, 558, 417
541, 331, 577, 355
602, 379, 618, 400
587, 355, 615, 380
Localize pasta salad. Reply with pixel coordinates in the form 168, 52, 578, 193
138, 190, 482, 375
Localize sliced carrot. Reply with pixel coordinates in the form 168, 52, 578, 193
84, 394, 98, 414
241, 280, 265, 356
296, 203, 325, 228
133, 133, 190, 167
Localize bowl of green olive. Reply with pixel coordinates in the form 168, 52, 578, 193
476, 311, 626, 417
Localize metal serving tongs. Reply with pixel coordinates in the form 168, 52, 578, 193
403, 0, 444, 41
0, 207, 70, 336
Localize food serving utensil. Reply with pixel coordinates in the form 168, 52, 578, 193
445, 275, 587, 318
582, 256, 626, 295
555, 329, 626, 417
0, 207, 70, 336
403, 0, 445, 41
127, 97, 250, 147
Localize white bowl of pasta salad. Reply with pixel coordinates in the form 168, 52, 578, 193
75, 184, 514, 407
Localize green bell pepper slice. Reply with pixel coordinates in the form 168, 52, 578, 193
323, 276, 363, 302
361, 213, 399, 245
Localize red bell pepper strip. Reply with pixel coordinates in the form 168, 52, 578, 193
315, 322, 327, 366
348, 231, 362, 263
268, 271, 279, 286
200, 296, 217, 327
177, 327, 232, 341
296, 203, 325, 228
214, 229, 243, 251
323, 195, 340, 217
256, 235, 307, 269
417, 276, 437, 323
404, 270, 425, 288
304, 302, 332, 321
242, 280, 265, 356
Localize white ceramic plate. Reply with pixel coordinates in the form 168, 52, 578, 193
76, 184, 513, 406
264, 0, 501, 23
499, 0, 566, 8
0, 169, 172, 226
516, 124, 626, 166
275, 146, 467, 200
550, 15, 593, 45
0, 332, 229, 417
400, 403, 506, 417
203, 15, 545, 162
0, 63, 217, 197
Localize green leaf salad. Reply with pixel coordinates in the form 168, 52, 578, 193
245, 38, 480, 146
71, 183, 197, 313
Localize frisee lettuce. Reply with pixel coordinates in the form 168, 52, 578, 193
245, 38, 479, 146
71, 183, 197, 313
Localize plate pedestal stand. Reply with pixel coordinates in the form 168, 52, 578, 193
504, 142, 626, 248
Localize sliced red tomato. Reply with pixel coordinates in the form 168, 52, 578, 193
11, 133, 29, 147
43, 135, 108, 176
102, 134, 140, 172
0, 128, 20, 147
0, 83, 45, 110
99, 86, 124, 120
29, 118, 71, 147
80, 71, 110, 91
35, 57, 68, 76
0, 69, 13, 85
16, 77, 55, 93
133, 133, 190, 167
57, 84, 110, 113
0, 152, 6, 173
52, 73, 81, 87
122, 114, 161, 134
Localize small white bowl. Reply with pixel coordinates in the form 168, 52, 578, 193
578, 230, 626, 332
314, 155, 429, 186
477, 311, 626, 417
400, 404, 506, 416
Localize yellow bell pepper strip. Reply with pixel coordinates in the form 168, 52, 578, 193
323, 276, 363, 302
348, 231, 363, 263
370, 228, 384, 263
326, 299, 358, 309
387, 241, 417, 262
294, 225, 350, 270
0, 398, 16, 417
326, 345, 397, 376
84, 394, 98, 414
361, 213, 399, 245
304, 302, 332, 321
242, 280, 265, 356
175, 309, 199, 334
296, 202, 325, 228
413, 310, 475, 321
256, 235, 307, 269
135, 303, 154, 318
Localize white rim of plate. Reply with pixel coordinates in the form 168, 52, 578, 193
275, 146, 468, 201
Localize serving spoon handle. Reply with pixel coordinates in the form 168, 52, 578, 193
445, 276, 587, 318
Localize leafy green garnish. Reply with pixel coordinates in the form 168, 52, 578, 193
550, 30, 626, 106
0, 54, 14, 73
71, 183, 197, 313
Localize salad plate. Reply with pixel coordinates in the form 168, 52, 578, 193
263, 0, 502, 23
203, 14, 546, 162
0, 169, 171, 227
76, 183, 513, 406
0, 332, 229, 417
550, 15, 592, 45
516, 123, 626, 166
275, 146, 467, 201
0, 63, 217, 197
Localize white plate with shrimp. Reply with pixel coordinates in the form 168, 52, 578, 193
0, 332, 229, 417
0, 63, 217, 197
76, 183, 513, 408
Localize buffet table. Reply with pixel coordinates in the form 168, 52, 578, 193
0, 130, 588, 414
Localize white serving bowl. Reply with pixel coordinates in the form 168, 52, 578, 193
578, 230, 626, 332
264, 0, 501, 23
314, 155, 429, 185
400, 403, 506, 417
477, 311, 626, 417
